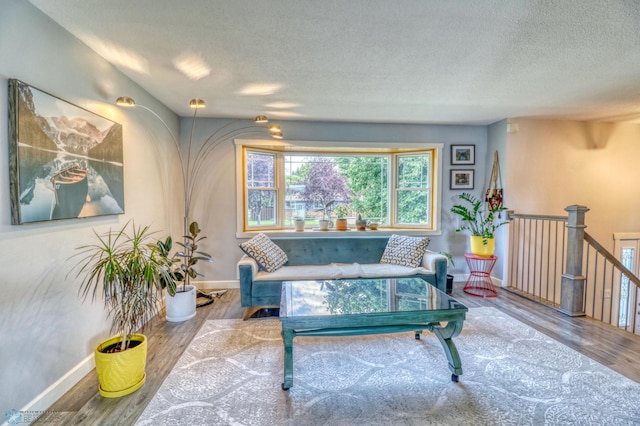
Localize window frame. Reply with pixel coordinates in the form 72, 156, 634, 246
244, 149, 279, 230
235, 139, 443, 237
393, 152, 434, 227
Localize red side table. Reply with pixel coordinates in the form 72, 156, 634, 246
463, 253, 498, 298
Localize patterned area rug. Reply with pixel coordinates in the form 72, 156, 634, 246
136, 307, 640, 425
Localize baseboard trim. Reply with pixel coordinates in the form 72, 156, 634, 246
451, 274, 503, 287
7, 353, 95, 425
194, 279, 239, 290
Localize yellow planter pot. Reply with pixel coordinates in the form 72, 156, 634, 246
94, 333, 147, 398
470, 236, 495, 257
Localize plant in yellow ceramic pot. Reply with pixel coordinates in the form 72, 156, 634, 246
450, 192, 508, 256
70, 221, 175, 398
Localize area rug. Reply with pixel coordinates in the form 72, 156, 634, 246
136, 307, 640, 425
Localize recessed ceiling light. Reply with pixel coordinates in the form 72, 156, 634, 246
267, 111, 304, 118
264, 102, 301, 109
237, 83, 283, 96
172, 53, 211, 81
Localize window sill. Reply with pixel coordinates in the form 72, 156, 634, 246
236, 228, 442, 239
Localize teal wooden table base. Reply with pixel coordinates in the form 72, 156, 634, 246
279, 278, 468, 390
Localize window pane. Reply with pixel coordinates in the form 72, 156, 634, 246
336, 156, 389, 224
246, 151, 277, 228
619, 247, 634, 327
246, 152, 274, 188
396, 154, 430, 225
284, 155, 389, 226
397, 190, 428, 224
398, 155, 429, 189
247, 189, 276, 225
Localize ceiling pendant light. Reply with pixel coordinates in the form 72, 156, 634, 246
115, 96, 136, 107
189, 98, 206, 109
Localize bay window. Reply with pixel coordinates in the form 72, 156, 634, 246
237, 140, 441, 233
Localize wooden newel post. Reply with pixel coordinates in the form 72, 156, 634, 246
559, 205, 589, 316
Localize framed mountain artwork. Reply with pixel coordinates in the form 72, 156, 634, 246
8, 79, 125, 224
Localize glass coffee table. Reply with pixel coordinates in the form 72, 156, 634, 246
279, 277, 468, 390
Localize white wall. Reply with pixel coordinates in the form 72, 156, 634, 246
183, 118, 489, 282
486, 119, 509, 280
0, 1, 181, 413
506, 118, 640, 251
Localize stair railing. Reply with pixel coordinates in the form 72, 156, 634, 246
507, 205, 640, 335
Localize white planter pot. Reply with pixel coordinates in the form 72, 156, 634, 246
166, 285, 196, 322
318, 219, 332, 231
294, 219, 305, 232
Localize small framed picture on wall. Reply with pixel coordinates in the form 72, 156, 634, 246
450, 169, 474, 190
451, 144, 475, 165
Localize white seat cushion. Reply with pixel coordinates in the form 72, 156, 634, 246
255, 264, 343, 281
357, 263, 430, 278
254, 262, 432, 282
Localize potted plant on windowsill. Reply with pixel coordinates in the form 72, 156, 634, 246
355, 213, 367, 231
70, 221, 175, 398
157, 221, 214, 322
450, 192, 508, 256
334, 205, 350, 231
293, 216, 305, 232
316, 200, 335, 231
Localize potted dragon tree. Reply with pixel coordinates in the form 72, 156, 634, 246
70, 221, 175, 398
157, 221, 213, 322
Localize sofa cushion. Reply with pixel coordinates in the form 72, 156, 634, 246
239, 233, 288, 272
253, 262, 431, 282
255, 264, 344, 281
380, 234, 430, 268
357, 263, 430, 278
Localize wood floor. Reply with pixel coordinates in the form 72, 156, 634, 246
34, 285, 640, 425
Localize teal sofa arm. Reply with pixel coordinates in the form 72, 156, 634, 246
433, 256, 448, 293
238, 263, 254, 308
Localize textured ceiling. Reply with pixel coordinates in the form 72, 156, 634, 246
29, 0, 640, 124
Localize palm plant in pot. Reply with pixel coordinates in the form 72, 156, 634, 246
450, 192, 508, 256
157, 221, 213, 322
70, 221, 175, 398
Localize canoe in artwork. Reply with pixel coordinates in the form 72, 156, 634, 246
51, 165, 89, 219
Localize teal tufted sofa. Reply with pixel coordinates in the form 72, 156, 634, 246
237, 236, 448, 319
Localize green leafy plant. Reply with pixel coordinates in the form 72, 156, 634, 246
157, 221, 213, 292
450, 192, 508, 245
439, 251, 456, 268
71, 222, 174, 352
316, 200, 335, 220
334, 205, 350, 219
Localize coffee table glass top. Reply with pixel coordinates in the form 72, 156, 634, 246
280, 277, 466, 318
